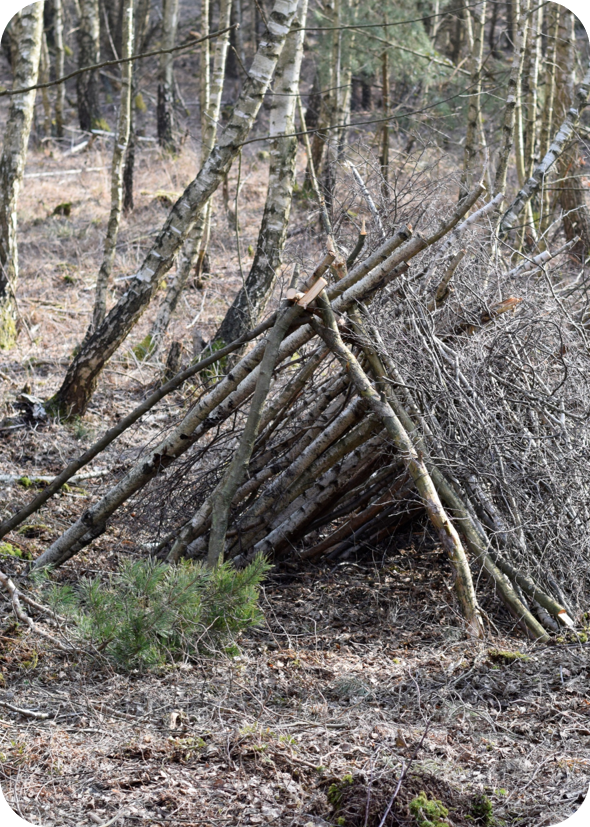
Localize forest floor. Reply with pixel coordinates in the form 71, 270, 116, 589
0, 141, 589, 827
0, 549, 588, 827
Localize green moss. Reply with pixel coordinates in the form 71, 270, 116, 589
471, 794, 494, 825
135, 93, 147, 112
487, 649, 530, 664
132, 334, 155, 361
17, 476, 33, 489
409, 792, 449, 827
0, 542, 23, 559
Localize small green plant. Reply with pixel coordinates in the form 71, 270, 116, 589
69, 418, 91, 441
328, 774, 354, 806
132, 334, 155, 361
44, 556, 270, 670
471, 794, 494, 825
409, 791, 449, 827
52, 202, 71, 217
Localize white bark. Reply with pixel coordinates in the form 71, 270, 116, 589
149, 0, 233, 350
90, 0, 135, 333
215, 0, 308, 345
0, 2, 43, 349
157, 0, 179, 149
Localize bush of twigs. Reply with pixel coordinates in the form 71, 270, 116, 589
42, 555, 270, 670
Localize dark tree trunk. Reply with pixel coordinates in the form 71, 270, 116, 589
76, 0, 101, 131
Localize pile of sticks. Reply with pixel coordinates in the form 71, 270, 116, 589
3, 181, 586, 642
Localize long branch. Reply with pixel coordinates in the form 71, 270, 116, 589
0, 25, 238, 99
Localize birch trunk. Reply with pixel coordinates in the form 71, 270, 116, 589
89, 0, 134, 333
148, 0, 233, 351
554, 8, 590, 262
214, 0, 308, 347
50, 0, 301, 418
493, 0, 527, 198
157, 0, 179, 150
460, 0, 486, 198
537, 4, 559, 238
76, 0, 101, 131
122, 0, 152, 212
499, 60, 590, 238
53, 0, 65, 138
0, 2, 43, 350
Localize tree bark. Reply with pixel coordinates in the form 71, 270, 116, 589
50, 0, 301, 418
0, 2, 43, 350
76, 0, 101, 131
148, 0, 233, 352
214, 0, 308, 347
499, 60, 590, 238
53, 0, 65, 138
89, 0, 134, 333
493, 0, 527, 198
554, 8, 590, 262
157, 0, 179, 150
460, 0, 486, 199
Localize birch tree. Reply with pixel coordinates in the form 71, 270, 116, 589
76, 0, 101, 131
50, 0, 301, 418
89, 0, 135, 333
493, 0, 528, 199
53, 0, 65, 138
157, 0, 179, 151
0, 2, 43, 349
214, 0, 308, 347
148, 0, 233, 351
460, 0, 486, 198
554, 8, 590, 261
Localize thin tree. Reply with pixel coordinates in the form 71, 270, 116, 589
554, 8, 590, 261
460, 0, 486, 198
53, 0, 65, 138
49, 0, 301, 418
214, 0, 308, 347
148, 0, 233, 352
157, 0, 179, 151
77, 0, 102, 131
89, 0, 135, 333
0, 2, 44, 349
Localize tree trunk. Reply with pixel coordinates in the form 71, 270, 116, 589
493, 0, 527, 198
89, 0, 134, 333
157, 0, 179, 151
554, 8, 590, 262
122, 0, 151, 213
76, 0, 101, 131
53, 0, 65, 138
214, 0, 307, 347
148, 0, 233, 352
0, 2, 43, 350
50, 0, 301, 418
460, 0, 486, 198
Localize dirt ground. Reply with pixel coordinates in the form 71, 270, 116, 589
0, 548, 588, 827
0, 129, 589, 827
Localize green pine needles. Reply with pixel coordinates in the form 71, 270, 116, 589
43, 556, 271, 670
